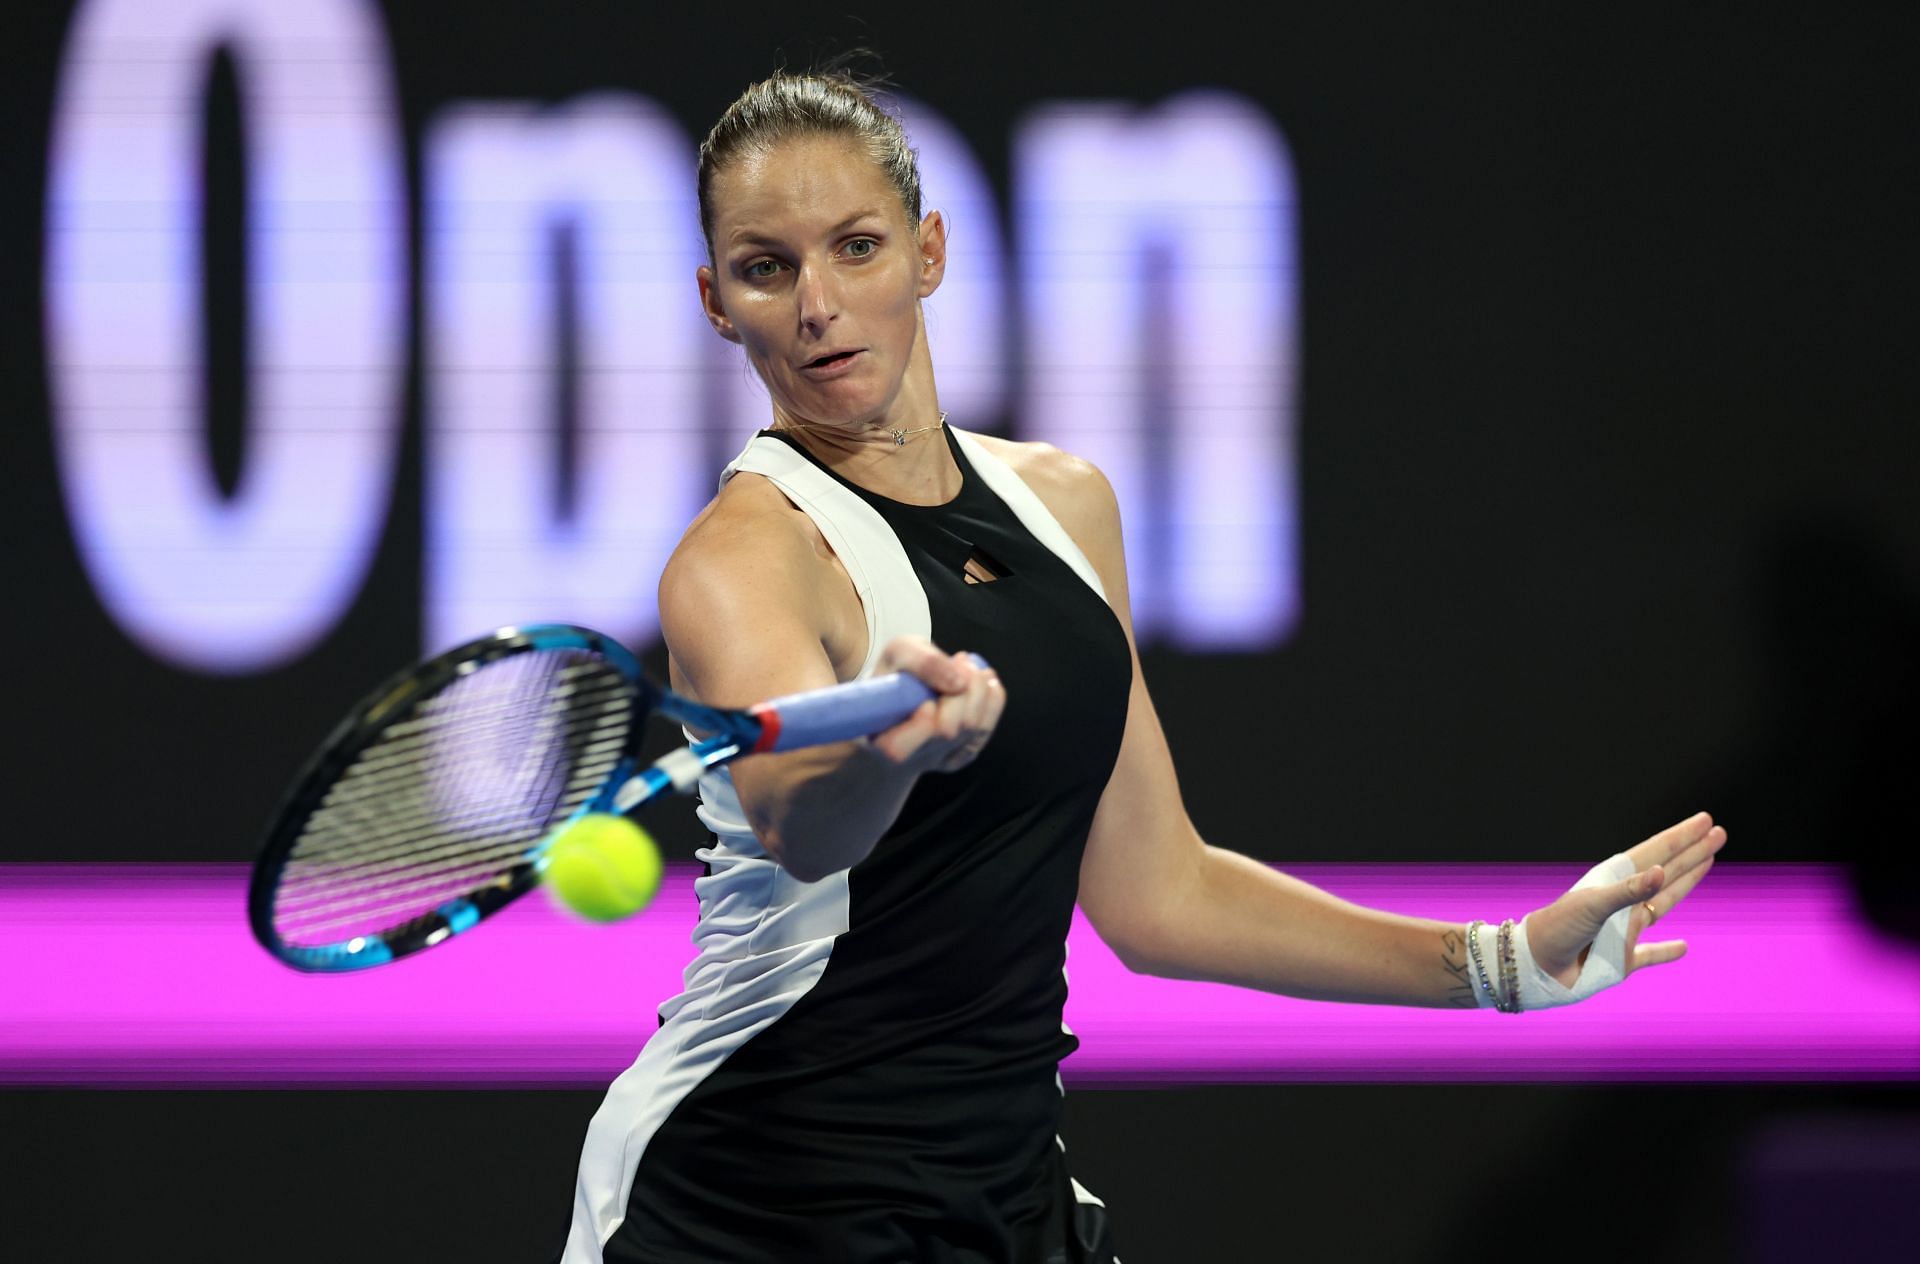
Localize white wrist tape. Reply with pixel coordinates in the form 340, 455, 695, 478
1473, 853, 1637, 1011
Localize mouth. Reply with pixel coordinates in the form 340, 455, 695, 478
799, 349, 863, 372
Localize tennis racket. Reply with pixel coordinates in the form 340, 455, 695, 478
250, 623, 968, 973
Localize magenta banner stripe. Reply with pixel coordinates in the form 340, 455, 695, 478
3, 863, 1915, 1086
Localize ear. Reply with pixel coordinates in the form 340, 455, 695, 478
915, 209, 949, 299
697, 264, 742, 344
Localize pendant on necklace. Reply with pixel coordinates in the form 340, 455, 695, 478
889, 428, 908, 446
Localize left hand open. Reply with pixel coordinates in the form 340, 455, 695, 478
1524, 812, 1728, 990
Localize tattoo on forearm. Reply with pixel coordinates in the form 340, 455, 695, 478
1440, 927, 1478, 1008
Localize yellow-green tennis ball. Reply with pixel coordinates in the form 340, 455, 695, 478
543, 814, 662, 923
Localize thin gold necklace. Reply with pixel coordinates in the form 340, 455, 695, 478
780, 412, 947, 448
885, 412, 948, 447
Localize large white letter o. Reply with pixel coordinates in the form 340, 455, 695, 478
45, 0, 405, 672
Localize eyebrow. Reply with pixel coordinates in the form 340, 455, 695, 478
727, 208, 887, 251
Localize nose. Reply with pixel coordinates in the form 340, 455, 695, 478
793, 258, 837, 336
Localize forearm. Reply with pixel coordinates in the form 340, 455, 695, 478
737, 740, 923, 882
1133, 846, 1480, 1008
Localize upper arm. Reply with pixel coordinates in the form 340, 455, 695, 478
658, 481, 842, 714
659, 483, 869, 866
998, 444, 1206, 971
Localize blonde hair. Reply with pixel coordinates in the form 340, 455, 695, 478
697, 69, 923, 259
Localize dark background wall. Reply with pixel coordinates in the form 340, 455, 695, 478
4, 3, 1914, 1259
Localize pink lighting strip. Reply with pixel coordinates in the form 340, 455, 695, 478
3, 863, 1914, 1087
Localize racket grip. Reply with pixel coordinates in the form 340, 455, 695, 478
749, 654, 990, 753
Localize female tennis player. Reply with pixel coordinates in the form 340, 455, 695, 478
559, 69, 1727, 1264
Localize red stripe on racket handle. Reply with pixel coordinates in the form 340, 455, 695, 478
749, 705, 783, 753
748, 654, 989, 754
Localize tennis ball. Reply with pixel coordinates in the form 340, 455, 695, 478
542, 814, 662, 923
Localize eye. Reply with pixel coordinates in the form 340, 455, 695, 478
843, 237, 878, 259
743, 258, 783, 280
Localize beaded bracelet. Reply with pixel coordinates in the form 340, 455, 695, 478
1496, 918, 1522, 1013
1464, 920, 1497, 1007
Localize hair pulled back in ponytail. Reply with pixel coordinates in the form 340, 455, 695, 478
697, 62, 923, 259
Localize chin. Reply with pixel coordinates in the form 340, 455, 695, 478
787, 385, 895, 429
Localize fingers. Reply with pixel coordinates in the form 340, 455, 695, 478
869, 699, 939, 763
933, 653, 1004, 771
1617, 819, 1727, 977
1624, 819, 1727, 926
876, 635, 970, 693
1626, 811, 1716, 870
1646, 853, 1716, 920
1593, 863, 1664, 930
1631, 938, 1689, 970
1659, 823, 1727, 886
869, 642, 1004, 772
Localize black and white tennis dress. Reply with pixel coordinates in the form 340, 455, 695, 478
561, 425, 1131, 1264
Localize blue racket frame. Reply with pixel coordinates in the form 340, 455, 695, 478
251, 624, 959, 973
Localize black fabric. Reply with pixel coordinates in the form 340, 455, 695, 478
601, 429, 1131, 1263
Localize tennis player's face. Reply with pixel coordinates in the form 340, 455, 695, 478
700, 137, 936, 427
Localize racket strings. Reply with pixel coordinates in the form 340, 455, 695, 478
272, 651, 635, 945
276, 682, 625, 938
280, 693, 630, 881
282, 653, 618, 868
297, 654, 617, 851
274, 725, 630, 931
281, 685, 614, 879
275, 731, 631, 899
325, 667, 616, 813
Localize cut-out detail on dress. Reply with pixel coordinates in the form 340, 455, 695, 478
962, 544, 1013, 585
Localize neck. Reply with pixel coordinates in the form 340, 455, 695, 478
767, 314, 959, 503
771, 410, 958, 506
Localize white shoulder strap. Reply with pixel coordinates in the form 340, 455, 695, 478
948, 428, 1110, 604
719, 433, 930, 679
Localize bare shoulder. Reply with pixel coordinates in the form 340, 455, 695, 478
658, 473, 835, 646
968, 434, 1121, 548
668, 473, 813, 576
